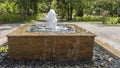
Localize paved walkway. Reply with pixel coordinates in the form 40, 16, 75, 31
0, 22, 120, 58
75, 22, 120, 58
0, 24, 24, 45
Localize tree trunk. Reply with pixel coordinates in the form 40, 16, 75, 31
67, 6, 70, 20
70, 6, 73, 20
34, 0, 38, 14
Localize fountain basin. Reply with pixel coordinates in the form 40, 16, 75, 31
26, 24, 76, 33
7, 24, 95, 60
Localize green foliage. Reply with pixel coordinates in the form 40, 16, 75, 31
104, 17, 119, 24
51, 0, 57, 10
0, 13, 23, 22
118, 18, 120, 23
0, 45, 8, 52
0, 1, 21, 22
0, 13, 44, 23
38, 2, 48, 13
76, 15, 120, 24
0, 0, 41, 23
76, 16, 102, 22
0, 0, 120, 23
84, 0, 120, 17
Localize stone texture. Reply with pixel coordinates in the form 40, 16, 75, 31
7, 24, 95, 59
0, 44, 119, 68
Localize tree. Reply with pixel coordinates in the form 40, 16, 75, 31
56, 0, 83, 20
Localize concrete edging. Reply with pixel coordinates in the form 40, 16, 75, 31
95, 38, 120, 58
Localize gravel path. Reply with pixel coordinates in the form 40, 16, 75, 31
0, 44, 120, 68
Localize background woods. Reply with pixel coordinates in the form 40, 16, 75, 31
0, 0, 120, 23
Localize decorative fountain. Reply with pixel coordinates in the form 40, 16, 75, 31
7, 9, 95, 60
26, 9, 75, 33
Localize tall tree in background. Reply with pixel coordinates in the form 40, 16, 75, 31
56, 0, 83, 20
17, 0, 39, 16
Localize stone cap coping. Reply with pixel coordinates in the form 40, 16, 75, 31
7, 24, 96, 37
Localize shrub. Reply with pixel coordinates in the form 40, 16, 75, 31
118, 18, 120, 23
0, 45, 8, 52
0, 12, 44, 23
0, 12, 24, 23
76, 15, 120, 24
105, 17, 119, 24
76, 16, 102, 22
